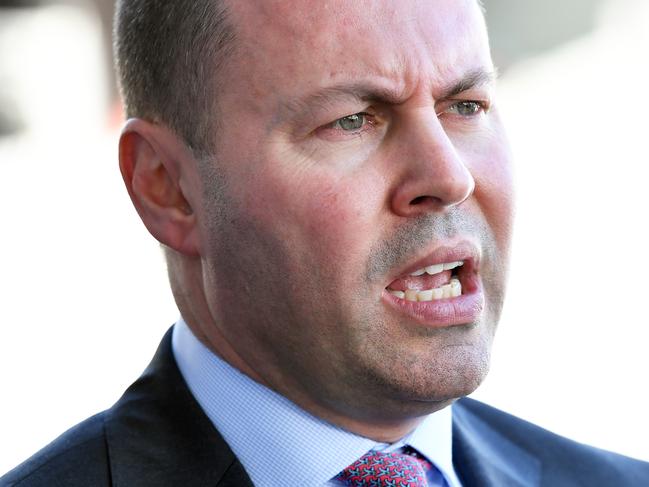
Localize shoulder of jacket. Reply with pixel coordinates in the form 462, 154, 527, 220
454, 397, 649, 485
0, 412, 110, 487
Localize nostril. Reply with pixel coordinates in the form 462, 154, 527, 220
410, 196, 443, 207
410, 196, 428, 206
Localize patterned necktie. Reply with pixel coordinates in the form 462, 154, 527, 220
335, 449, 433, 487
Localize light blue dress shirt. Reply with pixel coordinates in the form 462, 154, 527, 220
172, 318, 464, 487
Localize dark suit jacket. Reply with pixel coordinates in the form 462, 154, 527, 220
2, 329, 648, 486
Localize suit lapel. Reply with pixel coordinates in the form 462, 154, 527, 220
104, 328, 254, 487
453, 399, 541, 487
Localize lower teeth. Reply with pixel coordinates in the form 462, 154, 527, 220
389, 278, 462, 302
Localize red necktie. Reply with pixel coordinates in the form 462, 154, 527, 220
335, 449, 432, 486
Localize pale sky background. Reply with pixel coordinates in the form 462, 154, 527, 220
1, 0, 647, 473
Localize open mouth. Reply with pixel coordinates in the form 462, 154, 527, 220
385, 261, 466, 302
381, 243, 484, 327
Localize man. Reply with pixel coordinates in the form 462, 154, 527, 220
2, 0, 648, 486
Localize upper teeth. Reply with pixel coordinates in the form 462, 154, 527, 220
409, 261, 463, 277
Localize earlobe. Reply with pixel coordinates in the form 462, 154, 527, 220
118, 119, 201, 256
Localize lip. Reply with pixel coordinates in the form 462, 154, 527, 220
382, 240, 484, 328
386, 240, 481, 281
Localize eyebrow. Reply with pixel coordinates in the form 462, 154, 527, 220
277, 67, 498, 124
277, 84, 403, 124
438, 67, 498, 100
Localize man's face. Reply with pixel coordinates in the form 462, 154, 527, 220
192, 0, 513, 422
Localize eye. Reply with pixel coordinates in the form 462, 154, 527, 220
331, 113, 368, 131
445, 101, 487, 117
314, 111, 382, 142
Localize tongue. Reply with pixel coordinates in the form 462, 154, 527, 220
387, 270, 453, 291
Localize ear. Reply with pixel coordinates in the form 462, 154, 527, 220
118, 118, 201, 256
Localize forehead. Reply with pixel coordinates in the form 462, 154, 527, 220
222, 0, 491, 110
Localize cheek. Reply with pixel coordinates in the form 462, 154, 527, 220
302, 182, 367, 246
484, 156, 514, 255
243, 165, 384, 272
462, 125, 515, 254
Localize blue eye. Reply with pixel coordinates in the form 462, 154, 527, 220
447, 101, 485, 116
333, 113, 366, 131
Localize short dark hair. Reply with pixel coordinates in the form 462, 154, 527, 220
114, 0, 235, 155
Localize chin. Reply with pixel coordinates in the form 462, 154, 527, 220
362, 340, 493, 415
416, 356, 489, 403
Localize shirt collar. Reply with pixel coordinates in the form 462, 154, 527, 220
406, 407, 462, 486
172, 318, 458, 487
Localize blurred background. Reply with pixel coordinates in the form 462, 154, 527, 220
1, 0, 648, 472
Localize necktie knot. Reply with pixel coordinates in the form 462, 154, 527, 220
335, 449, 431, 487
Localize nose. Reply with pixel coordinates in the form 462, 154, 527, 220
390, 112, 475, 217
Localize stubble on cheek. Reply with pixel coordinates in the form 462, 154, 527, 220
198, 168, 345, 372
